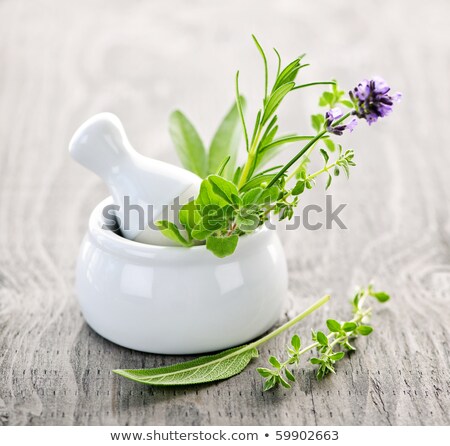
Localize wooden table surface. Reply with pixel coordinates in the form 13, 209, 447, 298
0, 0, 449, 426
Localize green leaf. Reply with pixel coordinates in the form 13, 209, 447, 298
285, 368, 296, 382
235, 72, 249, 152
179, 200, 200, 234
196, 179, 228, 207
279, 376, 291, 389
325, 173, 332, 190
258, 116, 278, 148
320, 148, 329, 164
269, 356, 281, 369
252, 35, 268, 100
257, 367, 274, 378
261, 82, 295, 125
291, 180, 306, 196
208, 98, 246, 179
340, 99, 354, 108
326, 319, 341, 332
263, 376, 277, 391
343, 341, 356, 351
113, 345, 258, 386
357, 325, 373, 336
215, 156, 231, 176
273, 48, 282, 79
257, 186, 279, 205
236, 210, 260, 233
208, 175, 239, 204
319, 91, 334, 107
323, 138, 336, 152
273, 58, 301, 90
311, 114, 325, 132
342, 322, 357, 332
259, 135, 316, 154
232, 166, 242, 185
329, 352, 345, 361
371, 291, 390, 303
169, 110, 207, 177
191, 222, 214, 240
242, 188, 263, 206
310, 357, 321, 365
291, 334, 301, 350
316, 331, 328, 346
250, 110, 262, 147
206, 234, 239, 258
154, 220, 191, 247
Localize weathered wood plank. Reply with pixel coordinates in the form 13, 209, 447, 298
0, 0, 449, 426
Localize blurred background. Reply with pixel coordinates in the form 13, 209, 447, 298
0, 0, 449, 426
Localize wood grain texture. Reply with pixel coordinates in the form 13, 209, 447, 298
0, 0, 449, 426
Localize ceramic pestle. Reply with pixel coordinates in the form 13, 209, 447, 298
69, 113, 201, 246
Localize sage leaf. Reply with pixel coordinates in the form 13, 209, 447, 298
113, 346, 259, 386
169, 110, 207, 178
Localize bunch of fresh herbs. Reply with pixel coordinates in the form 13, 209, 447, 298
157, 36, 401, 257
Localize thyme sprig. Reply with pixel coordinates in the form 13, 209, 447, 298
257, 284, 390, 390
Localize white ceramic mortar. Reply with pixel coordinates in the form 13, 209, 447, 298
76, 197, 288, 354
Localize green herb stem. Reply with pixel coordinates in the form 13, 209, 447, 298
285, 305, 370, 360
249, 294, 330, 349
304, 159, 339, 182
266, 112, 351, 188
238, 126, 263, 188
266, 130, 326, 187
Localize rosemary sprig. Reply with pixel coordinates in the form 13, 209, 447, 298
236, 35, 335, 188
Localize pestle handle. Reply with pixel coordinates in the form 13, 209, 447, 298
69, 112, 202, 245
69, 113, 135, 181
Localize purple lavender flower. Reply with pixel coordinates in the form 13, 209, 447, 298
350, 77, 401, 125
325, 107, 358, 135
